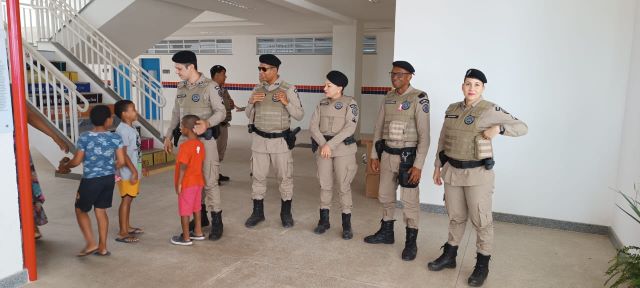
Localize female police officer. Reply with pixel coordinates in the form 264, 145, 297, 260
308, 71, 359, 240
428, 69, 528, 287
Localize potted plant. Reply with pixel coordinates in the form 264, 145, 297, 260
606, 184, 640, 288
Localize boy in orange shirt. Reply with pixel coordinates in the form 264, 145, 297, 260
171, 115, 206, 246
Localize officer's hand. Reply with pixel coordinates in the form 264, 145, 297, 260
164, 137, 173, 154
369, 158, 380, 173
275, 91, 289, 105
249, 92, 266, 104
320, 144, 332, 159
433, 168, 443, 186
408, 167, 421, 184
175, 184, 181, 195
482, 125, 501, 140
194, 120, 209, 135
229, 99, 235, 108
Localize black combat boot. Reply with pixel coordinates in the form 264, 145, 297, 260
313, 209, 330, 234
401, 227, 418, 261
219, 174, 230, 182
280, 199, 294, 228
467, 253, 491, 287
244, 199, 265, 228
363, 219, 395, 244
427, 243, 458, 271
189, 204, 209, 231
341, 213, 353, 240
209, 211, 223, 241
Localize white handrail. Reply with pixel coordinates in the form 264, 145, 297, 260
22, 40, 90, 144
33, 0, 166, 134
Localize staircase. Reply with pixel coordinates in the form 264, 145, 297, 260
2, 0, 173, 176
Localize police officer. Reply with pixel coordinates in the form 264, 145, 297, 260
309, 71, 358, 240
210, 65, 236, 183
163, 51, 226, 241
365, 61, 430, 261
244, 54, 304, 228
427, 69, 528, 287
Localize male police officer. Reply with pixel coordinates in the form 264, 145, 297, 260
365, 61, 430, 261
163, 51, 226, 241
245, 54, 304, 228
210, 65, 235, 183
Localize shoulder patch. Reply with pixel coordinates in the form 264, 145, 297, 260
422, 103, 429, 113
495, 105, 510, 114
418, 92, 427, 99
349, 104, 358, 116
419, 98, 429, 105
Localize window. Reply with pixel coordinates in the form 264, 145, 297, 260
363, 36, 377, 55
146, 39, 233, 55
257, 36, 377, 55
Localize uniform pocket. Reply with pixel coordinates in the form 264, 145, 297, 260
477, 200, 493, 228
388, 121, 407, 141
320, 116, 332, 133
331, 117, 345, 134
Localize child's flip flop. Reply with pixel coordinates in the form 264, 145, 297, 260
128, 228, 144, 235
76, 248, 98, 257
93, 250, 111, 256
115, 236, 139, 243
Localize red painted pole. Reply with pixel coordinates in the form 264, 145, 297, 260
6, 0, 38, 281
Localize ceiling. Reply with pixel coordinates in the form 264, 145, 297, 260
162, 0, 395, 37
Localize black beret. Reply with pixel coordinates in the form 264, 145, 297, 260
392, 60, 415, 74
465, 68, 487, 83
171, 50, 197, 65
326, 70, 348, 88
259, 54, 281, 68
210, 65, 226, 76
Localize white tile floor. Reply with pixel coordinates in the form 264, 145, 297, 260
25, 127, 615, 288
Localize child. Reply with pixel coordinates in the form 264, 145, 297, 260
60, 105, 125, 256
114, 100, 142, 243
171, 114, 206, 246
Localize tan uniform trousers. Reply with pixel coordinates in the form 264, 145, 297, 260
177, 136, 221, 212
444, 182, 494, 255
378, 152, 420, 229
216, 124, 229, 162
251, 150, 293, 201
316, 153, 357, 213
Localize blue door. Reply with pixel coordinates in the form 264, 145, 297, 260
140, 58, 161, 120
113, 64, 131, 100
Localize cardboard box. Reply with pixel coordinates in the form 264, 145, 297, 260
63, 71, 78, 82
153, 150, 166, 165
141, 137, 154, 151
165, 151, 175, 162
365, 173, 380, 198
141, 153, 154, 167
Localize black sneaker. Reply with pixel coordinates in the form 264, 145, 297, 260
189, 232, 205, 241
219, 174, 230, 182
170, 235, 192, 246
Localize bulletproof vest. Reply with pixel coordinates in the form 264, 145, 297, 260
319, 96, 352, 136
220, 87, 233, 122
253, 81, 291, 132
382, 88, 424, 142
176, 77, 216, 121
443, 100, 493, 161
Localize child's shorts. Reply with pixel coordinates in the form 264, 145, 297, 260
75, 174, 115, 212
178, 186, 203, 217
118, 179, 140, 198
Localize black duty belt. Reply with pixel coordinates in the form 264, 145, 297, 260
250, 124, 289, 139
439, 151, 494, 170
383, 144, 416, 156
323, 134, 356, 145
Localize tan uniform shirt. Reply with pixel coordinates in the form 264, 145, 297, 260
219, 86, 233, 124
371, 86, 431, 169
245, 77, 304, 153
165, 73, 226, 138
435, 97, 528, 186
309, 96, 359, 157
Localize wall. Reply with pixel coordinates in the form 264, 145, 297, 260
613, 1, 640, 246
0, 134, 24, 281
396, 0, 636, 226
136, 31, 394, 133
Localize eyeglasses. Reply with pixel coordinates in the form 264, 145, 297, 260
389, 72, 412, 78
258, 66, 275, 72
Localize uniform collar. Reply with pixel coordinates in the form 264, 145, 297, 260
179, 72, 207, 89
262, 77, 282, 89
461, 96, 484, 109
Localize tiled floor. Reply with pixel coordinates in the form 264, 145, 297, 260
25, 127, 615, 288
